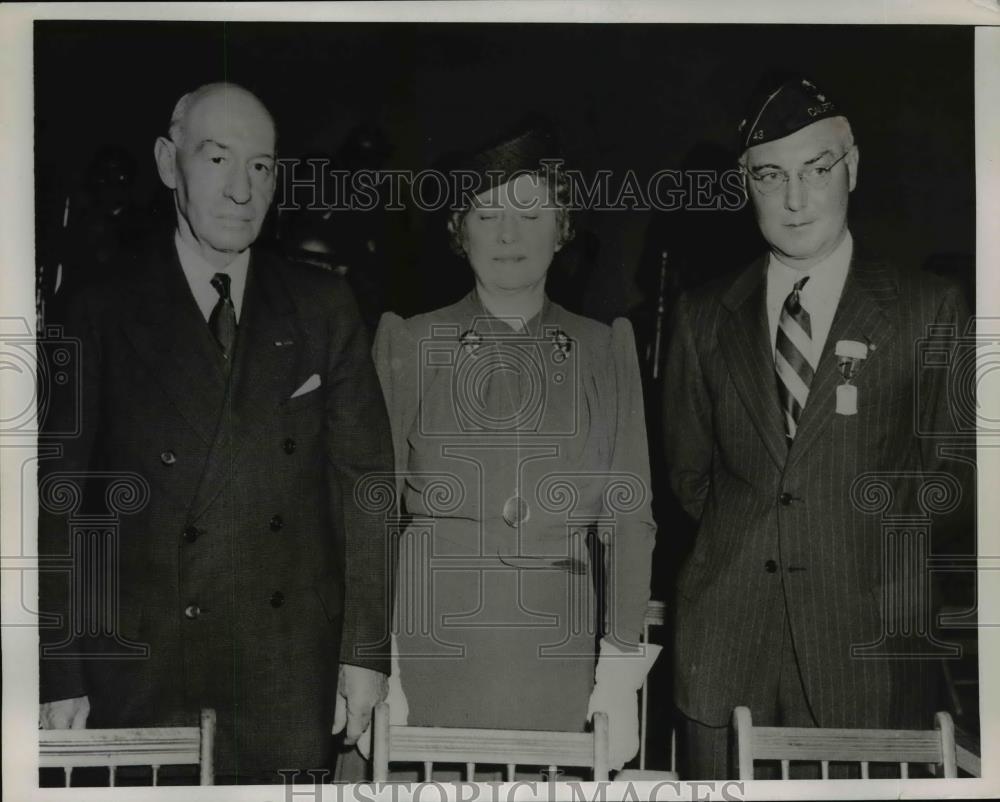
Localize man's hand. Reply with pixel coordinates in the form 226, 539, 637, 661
332, 665, 387, 755
39, 696, 90, 730
355, 633, 409, 758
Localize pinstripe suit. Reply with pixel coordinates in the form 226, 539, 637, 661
664, 247, 969, 774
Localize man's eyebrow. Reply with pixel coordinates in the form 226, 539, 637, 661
803, 149, 836, 165
194, 139, 229, 153
193, 140, 274, 160
748, 149, 836, 171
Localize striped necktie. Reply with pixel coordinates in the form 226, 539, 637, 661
209, 272, 237, 363
775, 276, 814, 441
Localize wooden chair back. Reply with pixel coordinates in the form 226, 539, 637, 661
732, 706, 957, 780
39, 708, 215, 786
372, 702, 609, 782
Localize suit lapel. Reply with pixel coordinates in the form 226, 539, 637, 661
120, 241, 228, 445
718, 256, 788, 469
229, 250, 302, 449
187, 250, 303, 518
785, 254, 897, 470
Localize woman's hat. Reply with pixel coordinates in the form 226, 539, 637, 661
446, 117, 562, 208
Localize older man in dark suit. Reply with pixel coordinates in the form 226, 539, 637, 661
663, 76, 971, 779
38, 82, 394, 782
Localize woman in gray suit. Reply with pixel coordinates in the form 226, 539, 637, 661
371, 125, 660, 774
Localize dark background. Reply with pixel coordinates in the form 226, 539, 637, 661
35, 22, 975, 317
34, 21, 978, 771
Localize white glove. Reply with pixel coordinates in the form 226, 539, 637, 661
39, 695, 90, 729
355, 633, 409, 758
586, 638, 662, 771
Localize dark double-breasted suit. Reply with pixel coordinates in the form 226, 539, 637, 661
664, 249, 971, 733
38, 239, 393, 775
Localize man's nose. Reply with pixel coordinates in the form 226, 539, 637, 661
223, 164, 253, 205
783, 172, 807, 212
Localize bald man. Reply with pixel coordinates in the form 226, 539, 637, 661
38, 83, 394, 782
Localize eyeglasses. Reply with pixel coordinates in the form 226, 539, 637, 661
742, 146, 855, 195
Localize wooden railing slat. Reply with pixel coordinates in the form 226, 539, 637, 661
753, 728, 942, 763
39, 711, 214, 786
391, 726, 593, 766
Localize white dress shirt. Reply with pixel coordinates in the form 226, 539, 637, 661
175, 231, 250, 324
766, 231, 853, 368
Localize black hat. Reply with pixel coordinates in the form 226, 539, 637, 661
738, 75, 841, 152
445, 117, 562, 208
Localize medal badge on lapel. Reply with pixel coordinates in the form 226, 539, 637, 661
834, 339, 869, 415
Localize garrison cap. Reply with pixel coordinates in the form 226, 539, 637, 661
738, 75, 841, 152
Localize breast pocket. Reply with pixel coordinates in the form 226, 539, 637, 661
281, 386, 326, 435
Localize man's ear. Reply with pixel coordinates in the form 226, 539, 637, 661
846, 145, 860, 193
154, 136, 178, 190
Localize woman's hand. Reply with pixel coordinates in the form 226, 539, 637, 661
587, 639, 662, 771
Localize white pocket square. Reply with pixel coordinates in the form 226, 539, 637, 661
290, 374, 321, 399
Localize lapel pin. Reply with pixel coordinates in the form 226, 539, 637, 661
459, 330, 482, 355
551, 329, 572, 360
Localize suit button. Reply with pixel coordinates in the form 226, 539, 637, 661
283, 438, 296, 454
779, 492, 793, 506
270, 591, 285, 608
184, 604, 201, 619
765, 560, 778, 573
269, 515, 284, 532
160, 450, 177, 466
182, 525, 201, 543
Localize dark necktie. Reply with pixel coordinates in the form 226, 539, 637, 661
209, 272, 237, 362
775, 276, 814, 441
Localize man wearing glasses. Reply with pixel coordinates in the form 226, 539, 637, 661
663, 76, 970, 778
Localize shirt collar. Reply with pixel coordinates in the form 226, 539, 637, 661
174, 230, 251, 320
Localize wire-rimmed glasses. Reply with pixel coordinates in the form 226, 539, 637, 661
742, 146, 855, 195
